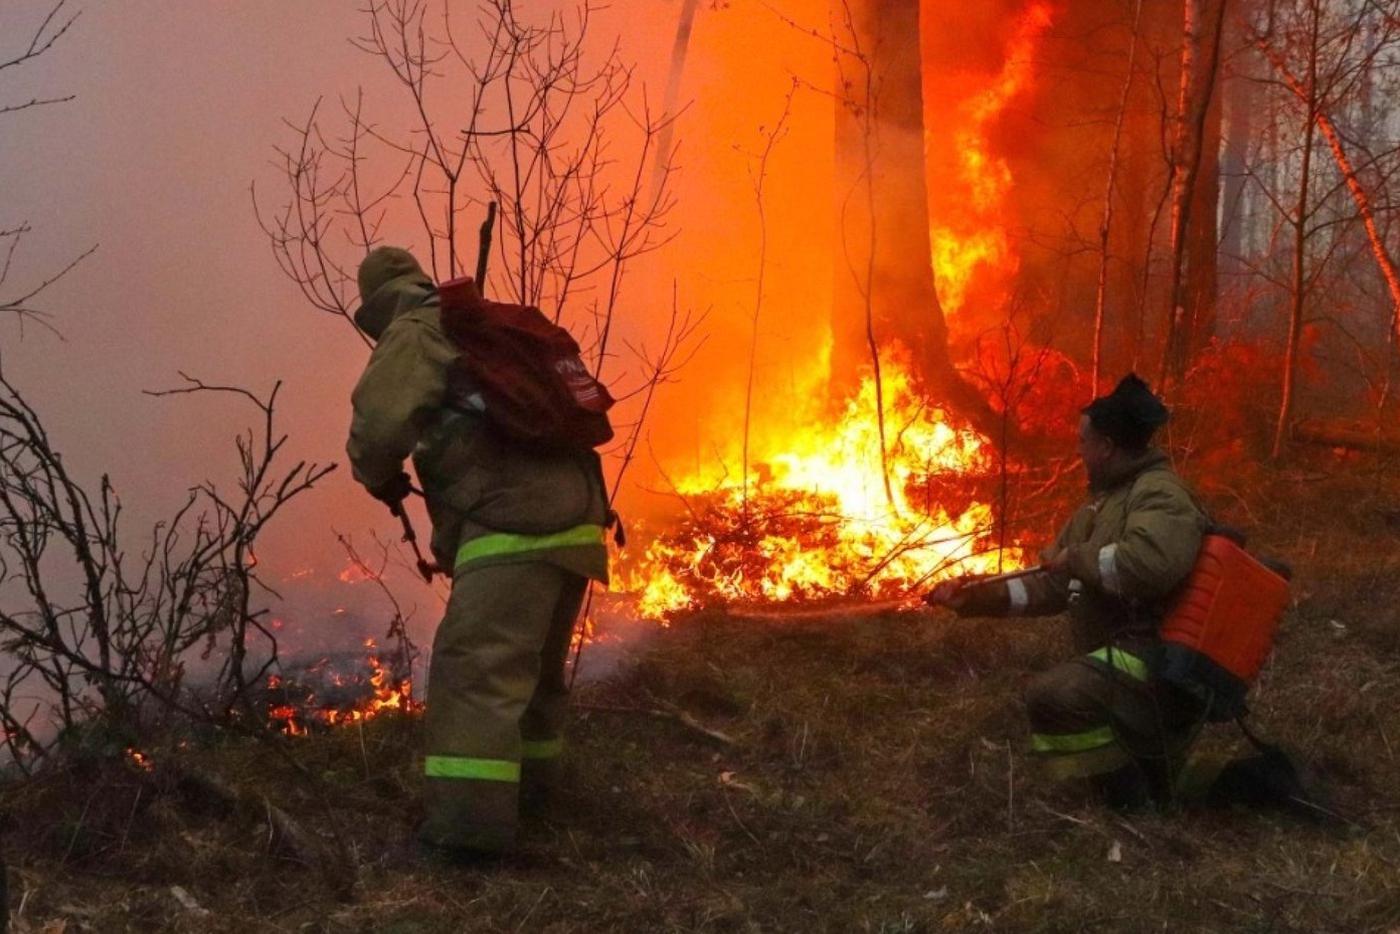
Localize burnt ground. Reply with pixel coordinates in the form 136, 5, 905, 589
6, 464, 1400, 933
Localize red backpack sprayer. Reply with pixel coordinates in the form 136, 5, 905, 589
389, 202, 618, 582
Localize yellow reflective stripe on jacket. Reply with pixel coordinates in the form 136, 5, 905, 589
1087, 646, 1149, 682
424, 755, 520, 782
1031, 726, 1116, 754
455, 524, 606, 570
522, 738, 563, 760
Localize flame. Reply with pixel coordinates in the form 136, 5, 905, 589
625, 351, 1023, 616
266, 637, 422, 735
930, 2, 1055, 315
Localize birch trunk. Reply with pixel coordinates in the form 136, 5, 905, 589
1161, 0, 1229, 385
1272, 8, 1320, 460
1093, 0, 1145, 396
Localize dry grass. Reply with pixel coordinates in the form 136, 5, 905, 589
6, 461, 1400, 933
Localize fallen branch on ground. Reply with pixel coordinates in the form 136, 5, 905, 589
576, 702, 737, 747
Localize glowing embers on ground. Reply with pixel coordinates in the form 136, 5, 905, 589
266, 637, 421, 736
930, 2, 1055, 315
125, 747, 155, 772
628, 357, 1022, 617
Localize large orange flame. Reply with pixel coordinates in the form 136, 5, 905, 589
931, 2, 1055, 316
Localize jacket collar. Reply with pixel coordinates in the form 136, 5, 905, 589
1088, 447, 1169, 495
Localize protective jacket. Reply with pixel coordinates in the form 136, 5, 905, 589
990, 448, 1206, 652
347, 261, 608, 582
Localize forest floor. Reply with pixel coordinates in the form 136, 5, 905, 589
6, 459, 1400, 933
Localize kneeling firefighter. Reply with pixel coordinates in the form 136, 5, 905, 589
347, 246, 614, 856
928, 374, 1247, 808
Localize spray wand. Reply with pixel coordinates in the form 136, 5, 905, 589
918, 563, 1053, 608
390, 494, 439, 583
959, 566, 1049, 586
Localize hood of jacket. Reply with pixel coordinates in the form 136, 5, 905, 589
353, 247, 437, 341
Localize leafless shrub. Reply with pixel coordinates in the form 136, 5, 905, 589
254, 0, 681, 380
0, 370, 333, 771
0, 1, 95, 336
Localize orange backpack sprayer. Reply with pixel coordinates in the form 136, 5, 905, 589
1156, 529, 1292, 720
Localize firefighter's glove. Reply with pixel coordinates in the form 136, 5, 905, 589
1042, 547, 1071, 574
924, 578, 969, 611
924, 577, 1009, 617
368, 471, 413, 508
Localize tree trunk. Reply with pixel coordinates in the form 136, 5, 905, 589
1093, 0, 1145, 397
1272, 19, 1317, 461
1184, 64, 1221, 360
1161, 0, 1229, 385
653, 0, 700, 203
832, 0, 1003, 440
1219, 66, 1254, 275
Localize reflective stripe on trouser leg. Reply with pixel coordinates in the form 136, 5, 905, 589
1024, 651, 1152, 781
455, 524, 607, 570
1030, 726, 1132, 780
421, 561, 569, 851
1086, 645, 1149, 682
425, 756, 522, 780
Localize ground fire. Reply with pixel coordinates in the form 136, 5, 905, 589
623, 354, 1023, 616
266, 637, 421, 736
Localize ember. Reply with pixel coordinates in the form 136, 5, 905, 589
125, 747, 154, 773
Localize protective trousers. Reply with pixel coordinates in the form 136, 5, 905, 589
420, 561, 588, 853
1023, 646, 1202, 798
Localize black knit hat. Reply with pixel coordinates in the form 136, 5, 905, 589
1082, 373, 1169, 449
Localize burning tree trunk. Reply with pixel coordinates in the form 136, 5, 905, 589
831, 0, 1004, 444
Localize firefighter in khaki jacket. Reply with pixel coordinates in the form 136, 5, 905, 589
927, 374, 1208, 808
347, 247, 609, 857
